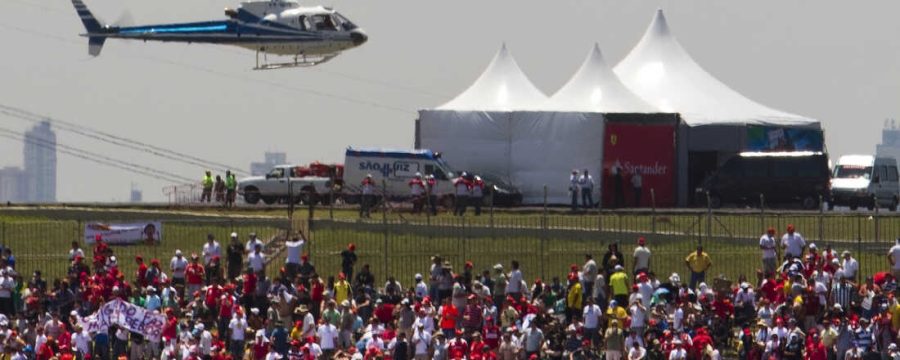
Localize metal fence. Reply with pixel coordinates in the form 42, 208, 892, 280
1, 208, 899, 288
0, 218, 292, 282
304, 206, 900, 287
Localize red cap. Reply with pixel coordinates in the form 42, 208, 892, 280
348, 243, 356, 251
570, 264, 579, 271
339, 272, 346, 280
95, 234, 102, 241
151, 258, 160, 265
135, 255, 143, 261
568, 273, 578, 282
301, 255, 308, 261
455, 328, 464, 336
767, 227, 776, 234
465, 261, 473, 268
638, 236, 646, 245
787, 224, 795, 232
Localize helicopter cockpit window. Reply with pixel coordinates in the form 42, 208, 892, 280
334, 13, 357, 30
311, 14, 338, 31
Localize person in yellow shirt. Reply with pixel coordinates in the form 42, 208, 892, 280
606, 300, 628, 329
566, 274, 583, 322
609, 265, 630, 306
891, 300, 900, 331
334, 273, 352, 306
684, 246, 711, 289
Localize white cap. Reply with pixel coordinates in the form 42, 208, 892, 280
809, 243, 817, 249
414, 273, 423, 280
230, 232, 238, 238
251, 308, 260, 315
614, 265, 624, 271
175, 249, 182, 256
415, 172, 422, 177
195, 323, 204, 331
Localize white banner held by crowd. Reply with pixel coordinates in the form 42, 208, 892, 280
80, 299, 166, 341
84, 221, 161, 245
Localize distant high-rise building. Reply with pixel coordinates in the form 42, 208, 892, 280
130, 183, 143, 203
250, 151, 288, 176
0, 167, 27, 202
23, 121, 57, 202
877, 118, 900, 162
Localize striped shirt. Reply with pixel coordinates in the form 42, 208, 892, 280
831, 283, 855, 310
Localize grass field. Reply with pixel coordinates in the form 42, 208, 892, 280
0, 205, 897, 288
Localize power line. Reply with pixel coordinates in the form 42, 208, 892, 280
0, 106, 249, 176
0, 128, 192, 184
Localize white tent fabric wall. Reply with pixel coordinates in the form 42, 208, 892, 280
418, 110, 512, 181
419, 110, 604, 204
509, 112, 605, 204
614, 9, 819, 128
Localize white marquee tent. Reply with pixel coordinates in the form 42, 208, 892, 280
419, 44, 663, 204
614, 9, 819, 128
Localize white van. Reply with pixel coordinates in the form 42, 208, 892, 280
829, 155, 900, 211
343, 147, 457, 203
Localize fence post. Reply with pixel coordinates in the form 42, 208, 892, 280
650, 188, 657, 234
857, 215, 862, 258
541, 185, 548, 280
329, 176, 335, 220
759, 194, 765, 233
818, 195, 824, 244
489, 192, 495, 231
705, 192, 712, 246
382, 179, 389, 278
875, 196, 880, 244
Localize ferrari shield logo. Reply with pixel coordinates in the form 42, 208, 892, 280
610, 133, 618, 146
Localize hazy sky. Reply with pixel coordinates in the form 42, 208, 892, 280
0, 0, 897, 202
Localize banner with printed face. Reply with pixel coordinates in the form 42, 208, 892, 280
80, 299, 166, 341
601, 123, 676, 208
746, 126, 824, 152
84, 222, 161, 245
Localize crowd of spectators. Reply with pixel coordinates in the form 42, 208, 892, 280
0, 224, 898, 360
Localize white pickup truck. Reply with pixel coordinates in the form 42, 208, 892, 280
238, 165, 333, 205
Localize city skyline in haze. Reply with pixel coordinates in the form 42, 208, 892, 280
0, 0, 897, 202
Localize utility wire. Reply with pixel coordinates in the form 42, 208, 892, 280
0, 106, 248, 176
0, 128, 194, 183
0, 130, 191, 184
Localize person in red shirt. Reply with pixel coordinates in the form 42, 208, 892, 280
439, 297, 459, 339
408, 173, 427, 214
310, 273, 325, 318
447, 329, 469, 360
185, 253, 206, 299
806, 331, 827, 360
374, 298, 395, 325
482, 317, 500, 349
242, 267, 257, 309
205, 281, 223, 319
469, 332, 486, 358
218, 286, 236, 337
135, 255, 148, 287
691, 327, 713, 359
161, 308, 178, 343
36, 337, 56, 360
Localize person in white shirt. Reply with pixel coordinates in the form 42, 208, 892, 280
669, 341, 687, 360
633, 237, 652, 274
781, 224, 806, 259
202, 234, 221, 266
841, 250, 860, 281
412, 325, 432, 360
672, 304, 684, 332
245, 232, 264, 254
579, 169, 595, 209
248, 245, 266, 274
505, 261, 524, 297
68, 241, 85, 262
628, 342, 646, 360
284, 235, 306, 279
629, 296, 647, 342
569, 170, 580, 211
71, 324, 91, 357
582, 298, 601, 345
198, 323, 213, 356
170, 250, 188, 295
317, 320, 339, 356
888, 237, 900, 279
631, 172, 643, 207
229, 313, 248, 359
582, 254, 598, 301
759, 227, 778, 274
414, 273, 428, 300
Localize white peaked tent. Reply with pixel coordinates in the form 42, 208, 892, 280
614, 9, 819, 128
614, 9, 822, 205
545, 44, 657, 113
437, 43, 547, 111
420, 45, 617, 204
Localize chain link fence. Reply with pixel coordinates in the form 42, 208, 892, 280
0, 208, 897, 287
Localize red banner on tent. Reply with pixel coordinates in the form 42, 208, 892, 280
602, 123, 676, 208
